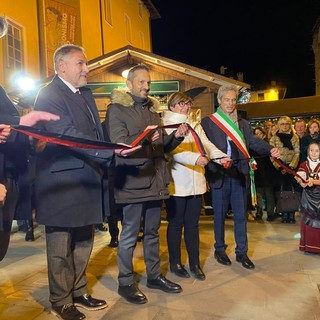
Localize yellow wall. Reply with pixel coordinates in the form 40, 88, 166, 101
0, 0, 153, 90
98, 0, 152, 55
77, 0, 153, 60
79, 0, 102, 59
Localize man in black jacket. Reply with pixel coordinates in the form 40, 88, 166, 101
106, 64, 188, 304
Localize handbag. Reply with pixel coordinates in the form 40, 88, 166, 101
275, 185, 301, 213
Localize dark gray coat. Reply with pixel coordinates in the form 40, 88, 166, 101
34, 76, 114, 227
105, 89, 182, 204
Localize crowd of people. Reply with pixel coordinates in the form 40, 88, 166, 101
250, 115, 320, 257
1, 43, 320, 320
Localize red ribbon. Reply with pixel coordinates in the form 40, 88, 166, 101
272, 157, 307, 183
10, 125, 130, 150
10, 124, 207, 156
131, 124, 206, 156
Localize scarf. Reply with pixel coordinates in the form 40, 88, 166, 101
276, 132, 293, 150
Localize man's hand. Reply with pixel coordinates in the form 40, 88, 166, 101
220, 156, 232, 169
0, 183, 7, 206
0, 124, 11, 144
115, 144, 142, 157
19, 111, 60, 127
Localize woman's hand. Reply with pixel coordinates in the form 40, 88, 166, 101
196, 156, 209, 167
175, 123, 189, 138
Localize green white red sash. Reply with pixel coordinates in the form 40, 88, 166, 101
209, 109, 257, 206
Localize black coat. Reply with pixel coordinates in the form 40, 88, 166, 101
33, 76, 114, 227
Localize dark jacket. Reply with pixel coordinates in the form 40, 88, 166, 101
105, 89, 183, 204
201, 112, 273, 189
33, 76, 114, 227
0, 85, 31, 232
251, 138, 278, 188
0, 85, 30, 183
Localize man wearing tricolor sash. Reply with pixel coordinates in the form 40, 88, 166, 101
201, 85, 280, 270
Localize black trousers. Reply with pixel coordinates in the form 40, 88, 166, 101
165, 195, 202, 267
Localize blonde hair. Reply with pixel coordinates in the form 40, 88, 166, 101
167, 92, 193, 110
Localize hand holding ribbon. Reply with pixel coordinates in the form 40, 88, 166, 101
271, 157, 307, 183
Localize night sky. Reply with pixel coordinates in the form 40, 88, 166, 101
150, 0, 320, 99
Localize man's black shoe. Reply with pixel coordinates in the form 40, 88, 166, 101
147, 274, 182, 293
25, 229, 35, 242
108, 238, 118, 248
214, 251, 232, 265
51, 304, 86, 320
95, 223, 107, 232
118, 283, 147, 304
190, 265, 206, 281
236, 254, 255, 269
170, 263, 190, 278
73, 294, 107, 311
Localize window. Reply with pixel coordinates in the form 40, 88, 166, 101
104, 0, 112, 25
3, 19, 24, 72
138, 0, 143, 18
125, 14, 132, 43
258, 92, 265, 101
139, 31, 145, 49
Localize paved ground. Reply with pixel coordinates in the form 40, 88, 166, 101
0, 212, 320, 320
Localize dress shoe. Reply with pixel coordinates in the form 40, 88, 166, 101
170, 263, 190, 278
118, 283, 147, 304
25, 229, 34, 242
236, 254, 255, 270
108, 238, 118, 248
190, 265, 206, 281
51, 303, 86, 320
73, 294, 107, 311
95, 223, 107, 232
214, 251, 232, 265
147, 274, 182, 293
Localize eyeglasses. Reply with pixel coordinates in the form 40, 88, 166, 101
177, 101, 193, 107
279, 123, 290, 125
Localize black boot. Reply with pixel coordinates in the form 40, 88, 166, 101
281, 213, 288, 223
255, 207, 263, 221
287, 212, 296, 224
25, 220, 34, 242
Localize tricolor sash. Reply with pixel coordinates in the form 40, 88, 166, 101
209, 109, 257, 206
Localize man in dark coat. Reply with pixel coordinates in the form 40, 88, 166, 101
106, 64, 188, 304
201, 85, 280, 270
33, 44, 138, 320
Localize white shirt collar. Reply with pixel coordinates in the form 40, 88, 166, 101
58, 76, 78, 93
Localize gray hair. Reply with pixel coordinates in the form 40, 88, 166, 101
217, 85, 238, 100
126, 63, 150, 81
53, 44, 85, 72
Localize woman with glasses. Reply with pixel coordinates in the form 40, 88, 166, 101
162, 92, 230, 281
269, 116, 300, 223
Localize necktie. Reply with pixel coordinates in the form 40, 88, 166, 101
75, 91, 100, 139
